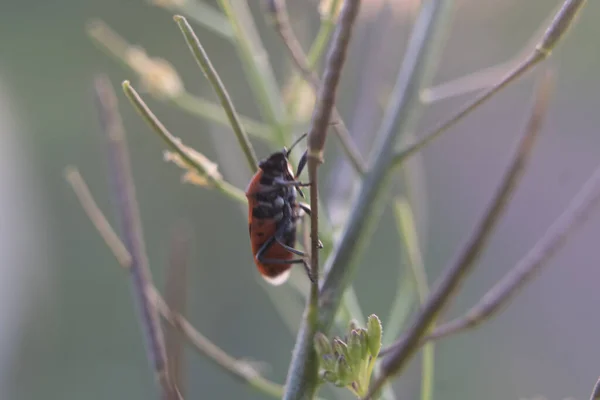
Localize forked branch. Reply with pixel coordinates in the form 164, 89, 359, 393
392, 0, 587, 168
267, 0, 366, 175
366, 71, 554, 399
65, 166, 285, 399
378, 155, 600, 355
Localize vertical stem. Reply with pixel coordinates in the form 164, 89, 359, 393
318, 0, 453, 331
94, 75, 172, 398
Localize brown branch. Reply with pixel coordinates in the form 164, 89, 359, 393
365, 71, 554, 399
283, 1, 362, 399
266, 0, 366, 175
66, 167, 284, 399
93, 74, 172, 399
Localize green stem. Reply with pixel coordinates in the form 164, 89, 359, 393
122, 81, 247, 204
392, 0, 588, 168
174, 15, 258, 171
86, 19, 270, 140
317, 0, 453, 332
286, 0, 342, 120
153, 0, 234, 39
216, 0, 286, 141
171, 93, 272, 140
394, 199, 434, 400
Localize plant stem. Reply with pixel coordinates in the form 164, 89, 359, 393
216, 0, 286, 140
64, 166, 132, 268
122, 81, 247, 204
267, 0, 367, 175
392, 0, 588, 168
85, 19, 270, 140
285, 0, 342, 121
283, 1, 362, 399
93, 74, 172, 399
164, 225, 190, 398
171, 93, 272, 140
317, 0, 453, 332
378, 160, 600, 359
591, 377, 600, 400
66, 167, 289, 399
368, 71, 554, 399
174, 15, 258, 171
151, 0, 234, 39
423, 159, 600, 343
393, 199, 434, 400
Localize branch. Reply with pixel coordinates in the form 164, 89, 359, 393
174, 15, 258, 172
266, 0, 367, 175
121, 81, 246, 203
216, 0, 286, 137
317, 0, 453, 332
283, 1, 362, 399
164, 225, 190, 398
393, 199, 434, 400
392, 0, 587, 167
64, 167, 132, 269
85, 19, 271, 140
366, 71, 554, 399
149, 288, 284, 398
65, 167, 286, 399
93, 75, 172, 399
591, 377, 600, 400
382, 155, 600, 350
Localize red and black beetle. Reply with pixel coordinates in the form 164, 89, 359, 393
245, 133, 320, 285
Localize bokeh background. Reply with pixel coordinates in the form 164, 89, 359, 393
1, 0, 599, 399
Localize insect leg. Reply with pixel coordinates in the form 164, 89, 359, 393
297, 203, 324, 249
274, 235, 307, 257
256, 235, 307, 265
298, 202, 311, 215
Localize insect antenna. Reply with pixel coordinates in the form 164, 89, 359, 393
285, 132, 308, 158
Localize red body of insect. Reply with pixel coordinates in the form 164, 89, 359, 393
245, 134, 313, 285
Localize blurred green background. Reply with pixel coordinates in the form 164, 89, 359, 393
1, 1, 600, 399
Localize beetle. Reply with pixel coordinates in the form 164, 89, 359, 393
245, 133, 321, 285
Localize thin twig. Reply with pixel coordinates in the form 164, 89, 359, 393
420, 4, 557, 103
93, 74, 171, 399
282, 1, 362, 399
377, 161, 600, 356
393, 199, 434, 400
151, 0, 234, 39
424, 159, 600, 344
121, 81, 247, 203
317, 0, 453, 333
174, 15, 258, 172
64, 166, 132, 268
66, 168, 287, 399
216, 0, 286, 139
281, 0, 343, 124
366, 71, 554, 399
392, 0, 587, 168
85, 19, 271, 140
590, 377, 600, 400
267, 0, 367, 176
164, 225, 190, 398
149, 287, 284, 398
